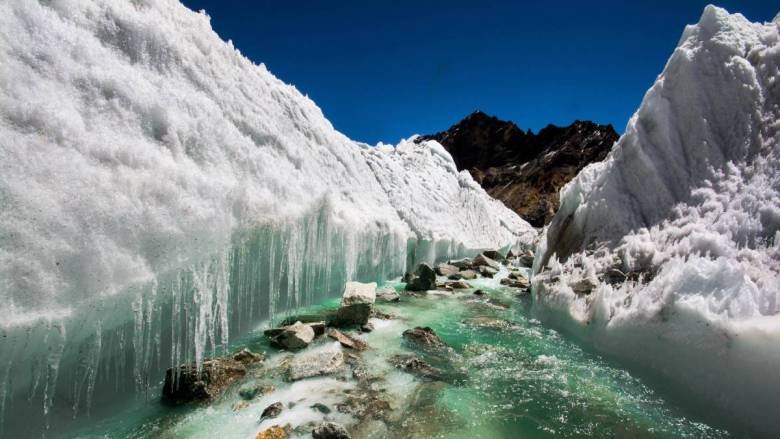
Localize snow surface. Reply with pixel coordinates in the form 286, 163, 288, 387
535, 6, 780, 435
0, 0, 531, 327
0, 0, 532, 433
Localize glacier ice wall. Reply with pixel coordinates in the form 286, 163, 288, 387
535, 6, 780, 436
0, 0, 532, 435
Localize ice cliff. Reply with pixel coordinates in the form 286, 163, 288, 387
535, 6, 780, 436
0, 0, 532, 434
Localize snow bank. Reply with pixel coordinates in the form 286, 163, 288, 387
535, 6, 780, 435
0, 0, 531, 434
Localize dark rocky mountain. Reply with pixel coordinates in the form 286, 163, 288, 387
417, 111, 619, 227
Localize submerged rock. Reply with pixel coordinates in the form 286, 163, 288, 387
288, 348, 345, 381
434, 263, 460, 277
310, 403, 332, 414
462, 317, 518, 330
472, 289, 486, 296
327, 328, 368, 351
402, 327, 448, 350
312, 422, 351, 439
260, 401, 284, 421
162, 358, 246, 404
239, 382, 274, 400
271, 321, 315, 350
405, 263, 437, 291
336, 389, 391, 420
390, 354, 442, 380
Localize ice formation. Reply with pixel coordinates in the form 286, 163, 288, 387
535, 6, 780, 436
0, 0, 532, 434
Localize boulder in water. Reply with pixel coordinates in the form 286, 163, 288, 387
478, 265, 498, 278
390, 354, 442, 380
376, 287, 400, 302
330, 282, 376, 327
327, 328, 368, 351
312, 422, 351, 439
270, 321, 315, 350
342, 281, 377, 305
405, 263, 436, 291
434, 263, 460, 277
162, 358, 246, 404
445, 280, 471, 289
459, 269, 478, 280
482, 250, 503, 261
233, 348, 264, 365
289, 348, 345, 381
570, 276, 598, 295
402, 326, 447, 350
254, 425, 289, 439
260, 401, 284, 421
473, 253, 500, 270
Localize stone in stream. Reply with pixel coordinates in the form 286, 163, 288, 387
449, 258, 473, 270
445, 280, 471, 289
376, 286, 400, 302
162, 358, 247, 404
500, 277, 530, 289
472, 289, 486, 296
473, 253, 500, 270
434, 262, 460, 277
360, 322, 374, 333
260, 401, 284, 421
402, 326, 448, 350
390, 354, 442, 380
518, 250, 535, 267
288, 348, 345, 381
478, 265, 498, 278
254, 425, 289, 439
330, 282, 376, 327
462, 317, 518, 330
233, 348, 264, 365
312, 422, 351, 439
458, 269, 478, 280
310, 403, 332, 414
327, 328, 368, 351
270, 321, 315, 350
404, 263, 437, 291
481, 250, 504, 261
238, 382, 275, 400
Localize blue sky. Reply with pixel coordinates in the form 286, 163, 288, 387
181, 1, 778, 144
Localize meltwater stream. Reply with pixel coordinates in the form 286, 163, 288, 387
69, 270, 727, 439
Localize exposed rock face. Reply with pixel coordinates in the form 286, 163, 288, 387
331, 282, 377, 327
417, 111, 618, 226
162, 358, 247, 403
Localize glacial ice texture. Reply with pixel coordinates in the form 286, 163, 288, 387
0, 0, 532, 435
536, 6, 780, 436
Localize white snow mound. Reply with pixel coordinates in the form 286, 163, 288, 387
535, 5, 780, 435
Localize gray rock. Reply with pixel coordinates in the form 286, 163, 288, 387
434, 263, 460, 277
459, 269, 478, 280
376, 287, 400, 302
162, 358, 246, 403
233, 348, 264, 365
402, 326, 447, 350
390, 354, 442, 380
342, 281, 377, 305
260, 401, 283, 421
473, 253, 500, 270
482, 250, 503, 261
449, 258, 473, 269
518, 251, 535, 267
312, 422, 351, 439
327, 328, 368, 351
405, 263, 436, 291
445, 280, 471, 289
472, 289, 486, 296
271, 321, 315, 350
360, 322, 374, 333
570, 276, 598, 295
330, 303, 372, 327
310, 403, 332, 414
478, 265, 498, 278
238, 382, 274, 400
289, 348, 345, 381
500, 277, 529, 289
